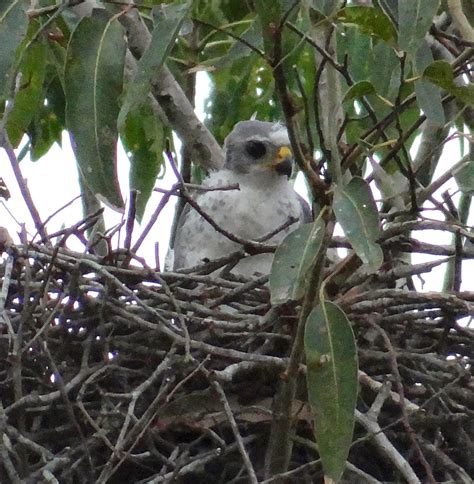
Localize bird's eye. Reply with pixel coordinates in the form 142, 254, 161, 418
245, 140, 266, 159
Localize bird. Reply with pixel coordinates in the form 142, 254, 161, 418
171, 120, 311, 277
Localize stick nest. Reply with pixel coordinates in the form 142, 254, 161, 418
1, 242, 473, 483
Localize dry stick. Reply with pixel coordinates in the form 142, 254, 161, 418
205, 371, 259, 484
0, 138, 48, 242
131, 184, 178, 254
369, 322, 437, 483
355, 410, 421, 484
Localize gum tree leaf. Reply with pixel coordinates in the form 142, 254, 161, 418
0, 0, 28, 97
118, 1, 191, 127
65, 9, 126, 209
398, 0, 440, 56
454, 161, 474, 194
311, 0, 339, 16
423, 60, 474, 107
338, 6, 396, 43
305, 300, 358, 482
7, 42, 47, 147
122, 103, 166, 221
343, 80, 376, 103
413, 40, 445, 125
270, 218, 325, 305
333, 177, 383, 272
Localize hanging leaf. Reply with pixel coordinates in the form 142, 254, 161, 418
412, 40, 445, 125
0, 0, 28, 97
310, 0, 339, 17
397, 0, 440, 56
122, 103, 166, 221
270, 218, 325, 305
333, 177, 383, 272
337, 6, 396, 43
65, 9, 126, 209
342, 80, 376, 103
423, 60, 474, 107
7, 42, 47, 147
118, 1, 191, 128
454, 161, 474, 194
305, 300, 358, 482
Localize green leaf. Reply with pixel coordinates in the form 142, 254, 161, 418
305, 300, 358, 482
0, 0, 28, 97
7, 42, 47, 147
310, 0, 339, 16
413, 41, 445, 125
398, 0, 440, 56
254, 0, 283, 57
118, 1, 191, 128
333, 177, 383, 272
454, 161, 474, 194
65, 9, 126, 209
423, 60, 474, 107
269, 218, 325, 305
122, 103, 166, 221
338, 6, 396, 43
343, 80, 376, 103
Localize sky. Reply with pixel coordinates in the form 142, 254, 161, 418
0, 72, 472, 292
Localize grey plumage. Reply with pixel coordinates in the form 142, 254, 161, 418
171, 120, 311, 276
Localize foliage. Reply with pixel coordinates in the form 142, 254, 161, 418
0, 0, 473, 482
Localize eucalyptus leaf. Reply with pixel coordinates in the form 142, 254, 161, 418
454, 161, 474, 194
305, 300, 358, 482
0, 0, 28, 97
122, 104, 166, 221
343, 80, 376, 103
270, 219, 325, 305
413, 41, 445, 125
333, 177, 383, 272
423, 60, 474, 107
7, 42, 47, 147
337, 6, 396, 43
398, 0, 440, 56
311, 0, 339, 16
65, 9, 126, 209
118, 1, 191, 128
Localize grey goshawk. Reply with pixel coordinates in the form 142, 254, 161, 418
172, 120, 311, 276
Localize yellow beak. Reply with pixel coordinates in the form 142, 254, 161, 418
272, 145, 293, 176
275, 146, 292, 164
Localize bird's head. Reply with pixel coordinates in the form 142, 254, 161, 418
224, 120, 293, 177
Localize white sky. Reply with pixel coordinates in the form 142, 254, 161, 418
0, 72, 472, 292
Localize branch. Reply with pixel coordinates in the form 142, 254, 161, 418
118, 7, 224, 171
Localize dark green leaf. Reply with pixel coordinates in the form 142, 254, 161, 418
305, 300, 358, 481
7, 42, 47, 147
454, 161, 474, 194
423, 60, 474, 107
217, 18, 262, 66
343, 80, 376, 102
398, 0, 440, 56
413, 41, 445, 125
0, 0, 28, 97
118, 1, 191, 127
310, 0, 339, 16
122, 104, 166, 221
254, 0, 283, 57
333, 177, 383, 272
269, 218, 325, 304
338, 6, 396, 43
65, 9, 126, 209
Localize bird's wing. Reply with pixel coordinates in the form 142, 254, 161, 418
297, 192, 312, 223
170, 202, 192, 270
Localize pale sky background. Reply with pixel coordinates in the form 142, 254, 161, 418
1, 72, 472, 292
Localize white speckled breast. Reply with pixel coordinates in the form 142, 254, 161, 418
173, 169, 303, 276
